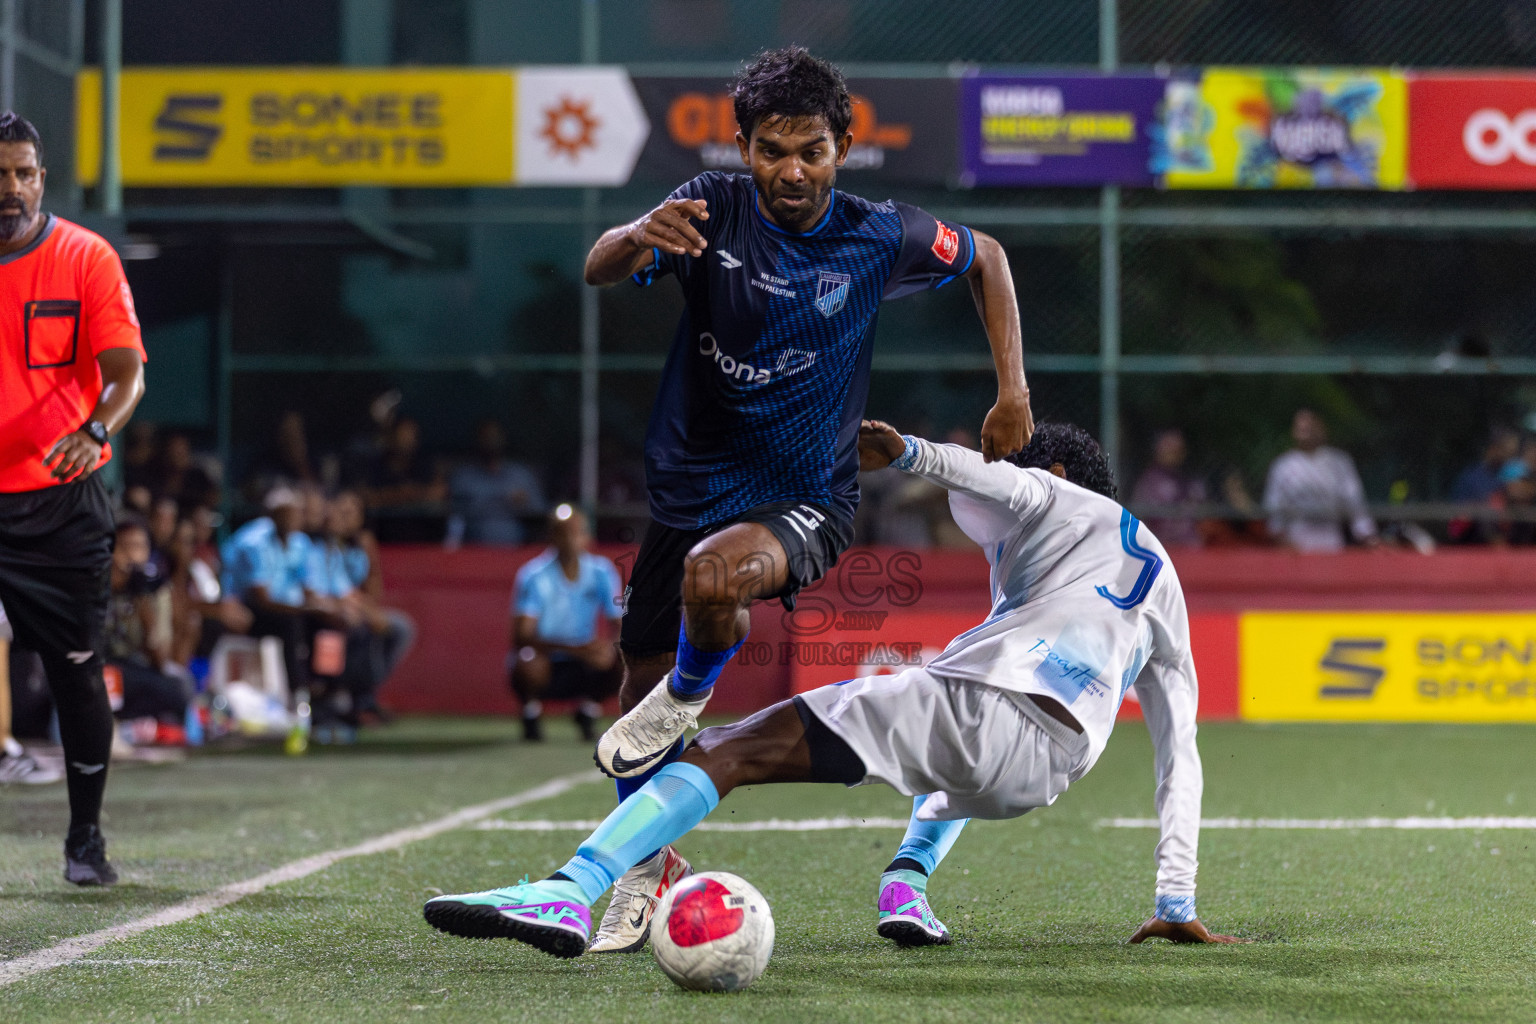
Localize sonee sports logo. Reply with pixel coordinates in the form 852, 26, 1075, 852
1317, 637, 1387, 699
153, 94, 224, 160
1463, 108, 1536, 166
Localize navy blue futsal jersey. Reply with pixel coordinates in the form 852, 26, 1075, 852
633, 171, 976, 530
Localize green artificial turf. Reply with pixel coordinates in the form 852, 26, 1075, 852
3, 718, 1533, 1023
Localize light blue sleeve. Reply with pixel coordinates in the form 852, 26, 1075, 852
512, 565, 542, 618
221, 535, 257, 599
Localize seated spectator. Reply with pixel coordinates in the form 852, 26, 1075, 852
245, 410, 320, 502
1448, 427, 1520, 544
1493, 465, 1536, 546
509, 504, 621, 742
307, 490, 416, 721
1132, 428, 1208, 548
363, 417, 444, 510
150, 432, 218, 511
362, 416, 446, 543
221, 488, 320, 697
447, 419, 546, 545
165, 516, 251, 666
106, 519, 191, 726
1451, 426, 1520, 504
1500, 433, 1536, 488
119, 421, 159, 514
1263, 409, 1379, 553
299, 481, 330, 539
147, 494, 179, 576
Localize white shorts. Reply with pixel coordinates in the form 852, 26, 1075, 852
0, 596, 9, 642
796, 667, 1088, 821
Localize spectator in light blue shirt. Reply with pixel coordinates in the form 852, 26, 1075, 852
220, 487, 319, 692
447, 419, 547, 546
510, 504, 622, 742
306, 490, 416, 721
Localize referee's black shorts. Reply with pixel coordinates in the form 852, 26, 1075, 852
0, 475, 113, 661
619, 500, 853, 659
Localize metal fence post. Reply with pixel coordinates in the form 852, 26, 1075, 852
579, 0, 601, 517
99, 0, 121, 217
1099, 0, 1121, 478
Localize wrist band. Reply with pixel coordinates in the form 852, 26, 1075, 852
1155, 893, 1197, 924
891, 434, 920, 471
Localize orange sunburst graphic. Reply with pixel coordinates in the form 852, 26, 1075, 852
540, 96, 601, 160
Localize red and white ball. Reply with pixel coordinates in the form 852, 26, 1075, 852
650, 871, 775, 992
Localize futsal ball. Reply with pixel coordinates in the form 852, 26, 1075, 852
650, 871, 775, 992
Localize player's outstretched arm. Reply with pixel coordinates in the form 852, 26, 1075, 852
583, 198, 710, 286
1128, 916, 1247, 944
963, 230, 1033, 462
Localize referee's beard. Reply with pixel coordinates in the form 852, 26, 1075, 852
0, 195, 33, 242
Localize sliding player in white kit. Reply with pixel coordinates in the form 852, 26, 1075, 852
424, 421, 1241, 956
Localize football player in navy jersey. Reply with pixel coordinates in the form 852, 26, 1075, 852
579, 47, 1035, 951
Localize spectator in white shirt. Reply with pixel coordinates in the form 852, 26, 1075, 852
1263, 409, 1378, 553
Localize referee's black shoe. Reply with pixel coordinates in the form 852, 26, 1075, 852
64, 824, 119, 887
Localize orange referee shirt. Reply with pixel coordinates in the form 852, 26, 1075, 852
0, 215, 146, 492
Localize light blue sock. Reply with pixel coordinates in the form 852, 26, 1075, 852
558, 761, 720, 904
891, 794, 969, 875
672, 624, 746, 698
614, 738, 686, 802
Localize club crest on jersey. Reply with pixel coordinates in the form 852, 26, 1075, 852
814, 271, 851, 317
931, 223, 960, 265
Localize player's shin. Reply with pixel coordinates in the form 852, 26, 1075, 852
885, 794, 969, 877
555, 761, 719, 903
670, 623, 746, 700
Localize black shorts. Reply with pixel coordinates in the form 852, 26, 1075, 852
619, 500, 854, 659
0, 475, 113, 661
546, 657, 620, 701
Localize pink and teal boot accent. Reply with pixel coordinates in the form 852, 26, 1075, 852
424, 877, 591, 958
876, 869, 951, 946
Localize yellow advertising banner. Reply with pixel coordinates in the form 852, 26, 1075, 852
1240, 612, 1536, 722
1161, 67, 1407, 189
77, 67, 515, 186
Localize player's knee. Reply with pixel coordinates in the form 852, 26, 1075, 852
510, 647, 550, 691
685, 722, 777, 793
680, 546, 742, 611
39, 653, 108, 705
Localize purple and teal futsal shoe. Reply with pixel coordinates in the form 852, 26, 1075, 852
424, 878, 591, 958
876, 870, 952, 947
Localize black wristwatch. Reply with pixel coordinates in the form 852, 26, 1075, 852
80, 420, 109, 446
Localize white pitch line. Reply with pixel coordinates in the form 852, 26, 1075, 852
1100, 816, 1536, 830
476, 816, 912, 833
0, 770, 596, 988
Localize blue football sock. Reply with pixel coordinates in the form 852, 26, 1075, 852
671, 624, 746, 699
558, 762, 720, 904
890, 794, 969, 876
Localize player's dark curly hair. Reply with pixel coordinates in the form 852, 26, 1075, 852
1008, 422, 1118, 500
0, 111, 42, 164
731, 47, 852, 142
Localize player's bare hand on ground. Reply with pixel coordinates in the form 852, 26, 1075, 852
630, 198, 710, 257
980, 388, 1033, 463
43, 431, 103, 482
1128, 916, 1248, 944
858, 420, 906, 471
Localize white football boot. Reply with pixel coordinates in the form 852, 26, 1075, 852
587, 846, 693, 953
594, 672, 709, 778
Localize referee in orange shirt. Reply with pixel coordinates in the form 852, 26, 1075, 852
0, 112, 146, 885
